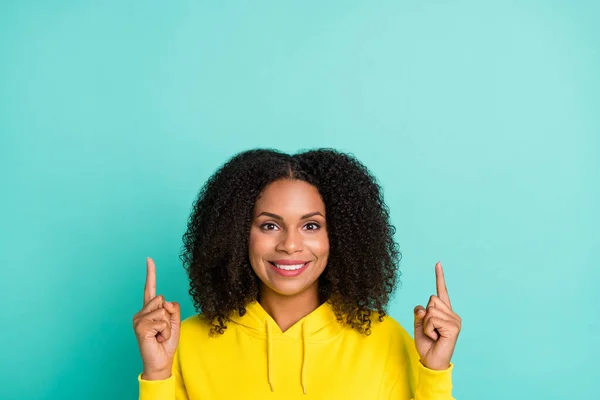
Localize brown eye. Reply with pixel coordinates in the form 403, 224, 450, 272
305, 222, 320, 231
261, 223, 278, 231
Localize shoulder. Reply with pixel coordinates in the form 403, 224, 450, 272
179, 313, 215, 341
367, 313, 414, 349
368, 313, 420, 378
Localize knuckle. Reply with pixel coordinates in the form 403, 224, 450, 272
134, 321, 145, 334
427, 296, 436, 306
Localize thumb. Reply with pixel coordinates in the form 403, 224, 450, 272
164, 301, 181, 328
414, 305, 426, 330
161, 301, 181, 356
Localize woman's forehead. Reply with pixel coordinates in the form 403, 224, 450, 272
254, 179, 325, 217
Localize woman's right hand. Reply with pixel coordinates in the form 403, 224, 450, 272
133, 257, 181, 380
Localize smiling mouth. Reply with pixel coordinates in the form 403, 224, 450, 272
268, 261, 309, 271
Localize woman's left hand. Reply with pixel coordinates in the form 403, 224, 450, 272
413, 261, 462, 371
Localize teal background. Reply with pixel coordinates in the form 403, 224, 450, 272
1, 1, 598, 399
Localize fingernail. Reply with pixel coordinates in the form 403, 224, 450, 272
165, 301, 172, 307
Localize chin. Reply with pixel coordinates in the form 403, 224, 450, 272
267, 282, 312, 297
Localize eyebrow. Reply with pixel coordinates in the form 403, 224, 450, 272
256, 211, 325, 220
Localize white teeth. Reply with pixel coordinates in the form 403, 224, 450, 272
273, 263, 306, 271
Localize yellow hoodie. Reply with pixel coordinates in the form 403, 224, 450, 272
138, 300, 454, 399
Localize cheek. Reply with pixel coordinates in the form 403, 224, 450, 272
248, 230, 260, 259
249, 229, 275, 256
308, 233, 330, 257
248, 231, 266, 275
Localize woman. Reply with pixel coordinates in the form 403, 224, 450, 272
133, 148, 461, 399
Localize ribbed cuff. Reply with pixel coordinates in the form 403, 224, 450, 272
415, 362, 454, 399
138, 373, 175, 400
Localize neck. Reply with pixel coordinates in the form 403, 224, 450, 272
258, 282, 321, 332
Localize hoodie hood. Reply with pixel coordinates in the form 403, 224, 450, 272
228, 300, 342, 394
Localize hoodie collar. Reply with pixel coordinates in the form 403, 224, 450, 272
229, 300, 342, 394
231, 299, 341, 338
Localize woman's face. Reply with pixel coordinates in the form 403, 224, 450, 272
249, 179, 329, 298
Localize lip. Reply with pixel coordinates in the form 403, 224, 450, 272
269, 260, 311, 277
271, 259, 311, 265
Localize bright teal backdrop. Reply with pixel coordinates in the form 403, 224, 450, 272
1, 1, 598, 399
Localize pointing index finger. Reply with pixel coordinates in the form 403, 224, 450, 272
435, 261, 452, 309
144, 257, 156, 305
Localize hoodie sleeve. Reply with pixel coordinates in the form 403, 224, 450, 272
138, 346, 189, 400
385, 322, 455, 400
386, 362, 454, 400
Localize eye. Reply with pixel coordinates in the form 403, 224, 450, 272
304, 222, 320, 231
260, 223, 279, 231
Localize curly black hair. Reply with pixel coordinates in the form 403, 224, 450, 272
180, 148, 401, 335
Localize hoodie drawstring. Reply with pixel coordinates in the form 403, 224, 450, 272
265, 319, 309, 395
266, 320, 274, 392
301, 321, 308, 394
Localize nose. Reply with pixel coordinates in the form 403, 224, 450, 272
276, 229, 303, 253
